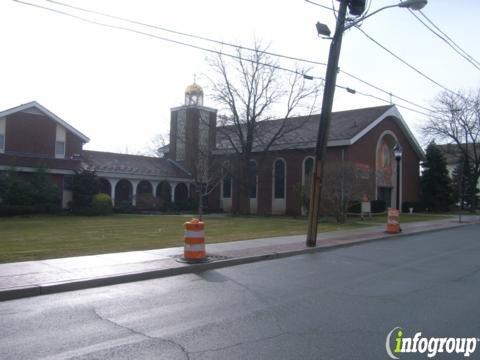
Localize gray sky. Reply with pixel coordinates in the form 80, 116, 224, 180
1, 0, 479, 154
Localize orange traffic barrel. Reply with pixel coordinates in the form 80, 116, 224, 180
184, 218, 206, 261
386, 208, 401, 234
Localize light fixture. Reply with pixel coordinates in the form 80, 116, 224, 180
394, 144, 403, 161
398, 0, 428, 10
315, 21, 331, 37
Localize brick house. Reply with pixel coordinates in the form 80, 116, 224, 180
0, 83, 425, 214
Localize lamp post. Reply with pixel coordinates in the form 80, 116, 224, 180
306, 0, 427, 247
394, 144, 403, 210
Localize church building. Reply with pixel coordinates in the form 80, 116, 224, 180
0, 83, 425, 215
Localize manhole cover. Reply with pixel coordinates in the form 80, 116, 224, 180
172, 254, 230, 264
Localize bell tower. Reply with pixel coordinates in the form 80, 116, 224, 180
169, 82, 217, 177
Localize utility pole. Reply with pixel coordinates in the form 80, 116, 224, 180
306, 0, 349, 247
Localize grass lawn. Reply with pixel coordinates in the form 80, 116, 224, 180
0, 213, 451, 263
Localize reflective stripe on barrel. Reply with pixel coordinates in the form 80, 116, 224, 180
184, 218, 206, 260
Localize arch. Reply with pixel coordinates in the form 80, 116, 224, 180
174, 183, 188, 203
99, 178, 111, 196
114, 179, 133, 207
136, 180, 154, 209
156, 181, 172, 208
272, 158, 287, 215
375, 130, 402, 209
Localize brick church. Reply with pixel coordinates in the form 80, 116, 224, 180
0, 83, 424, 215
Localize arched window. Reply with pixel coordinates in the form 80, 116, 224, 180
248, 160, 257, 199
382, 142, 391, 167
303, 157, 314, 187
222, 162, 232, 198
273, 159, 286, 199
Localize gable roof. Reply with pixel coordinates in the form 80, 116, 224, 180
215, 105, 425, 160
0, 101, 90, 143
82, 150, 191, 179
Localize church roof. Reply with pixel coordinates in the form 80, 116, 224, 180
82, 150, 191, 179
215, 104, 425, 159
216, 105, 392, 151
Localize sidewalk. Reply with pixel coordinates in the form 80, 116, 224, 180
1, 216, 478, 301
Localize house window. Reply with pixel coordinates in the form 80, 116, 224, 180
55, 141, 65, 157
222, 163, 232, 198
248, 160, 257, 199
55, 125, 66, 159
274, 159, 286, 199
0, 134, 4, 153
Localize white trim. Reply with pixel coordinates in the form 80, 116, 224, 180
93, 170, 193, 183
0, 101, 90, 143
349, 106, 425, 160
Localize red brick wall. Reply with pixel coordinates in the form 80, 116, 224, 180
5, 112, 85, 159
347, 116, 421, 202
5, 112, 56, 156
66, 131, 83, 157
209, 115, 422, 214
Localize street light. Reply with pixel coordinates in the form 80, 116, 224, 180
306, 0, 428, 247
394, 144, 403, 210
344, 0, 428, 30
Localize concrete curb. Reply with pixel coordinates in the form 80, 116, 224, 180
0, 221, 477, 302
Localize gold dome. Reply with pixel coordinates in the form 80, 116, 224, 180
185, 82, 203, 95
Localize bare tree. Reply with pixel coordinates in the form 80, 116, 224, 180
206, 43, 320, 214
423, 90, 480, 210
141, 133, 169, 157
321, 162, 374, 223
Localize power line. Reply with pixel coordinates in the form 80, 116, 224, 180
42, 0, 436, 113
354, 26, 462, 98
13, 1, 318, 78
304, 0, 334, 12
13, 0, 434, 118
418, 10, 480, 67
44, 0, 329, 68
406, 8, 480, 72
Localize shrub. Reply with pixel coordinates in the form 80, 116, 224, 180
71, 170, 100, 209
348, 201, 361, 213
371, 200, 386, 213
92, 194, 113, 215
0, 204, 41, 217
402, 201, 426, 213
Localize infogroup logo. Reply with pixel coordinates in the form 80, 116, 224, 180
386, 327, 479, 359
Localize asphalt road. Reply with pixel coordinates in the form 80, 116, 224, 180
1, 224, 480, 360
